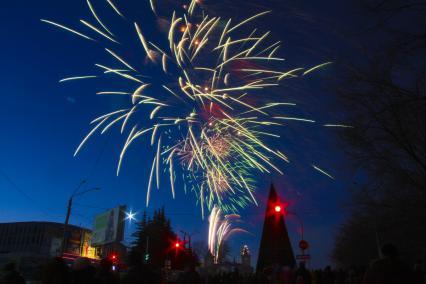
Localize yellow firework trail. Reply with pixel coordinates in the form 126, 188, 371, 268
86, 0, 114, 36
105, 48, 137, 71
303, 62, 333, 76
149, 0, 156, 14
59, 75, 97, 82
274, 116, 316, 123
43, 0, 345, 215
80, 20, 118, 43
41, 19, 94, 41
312, 164, 335, 180
323, 124, 353, 128
106, 0, 124, 18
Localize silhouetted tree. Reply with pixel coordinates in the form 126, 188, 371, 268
192, 241, 209, 259
217, 241, 231, 264
129, 207, 199, 270
129, 208, 176, 268
333, 0, 426, 266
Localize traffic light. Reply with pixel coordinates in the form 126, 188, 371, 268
110, 254, 118, 265
144, 253, 150, 262
173, 239, 183, 251
270, 201, 288, 216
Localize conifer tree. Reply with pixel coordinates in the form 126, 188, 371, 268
128, 207, 198, 269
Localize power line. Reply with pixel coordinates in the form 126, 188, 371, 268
0, 168, 63, 218
80, 136, 110, 192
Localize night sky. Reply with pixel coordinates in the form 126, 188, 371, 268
0, 0, 358, 268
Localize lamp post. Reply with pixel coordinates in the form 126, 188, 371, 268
272, 204, 305, 241
287, 211, 305, 241
61, 180, 100, 255
287, 210, 311, 262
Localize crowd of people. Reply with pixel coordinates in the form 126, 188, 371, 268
0, 244, 425, 284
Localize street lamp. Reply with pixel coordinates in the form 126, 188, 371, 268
61, 180, 100, 255
272, 201, 309, 258
287, 211, 305, 241
125, 210, 137, 222
285, 210, 311, 260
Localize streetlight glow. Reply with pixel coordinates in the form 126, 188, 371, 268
125, 210, 137, 222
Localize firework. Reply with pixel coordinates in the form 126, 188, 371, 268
42, 0, 338, 216
208, 205, 246, 263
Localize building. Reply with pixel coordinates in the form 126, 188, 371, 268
241, 245, 251, 267
90, 206, 128, 261
0, 221, 93, 278
198, 246, 253, 276
240, 245, 253, 275
99, 241, 127, 261
256, 184, 295, 272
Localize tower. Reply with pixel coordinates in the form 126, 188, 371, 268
256, 184, 295, 272
241, 245, 251, 267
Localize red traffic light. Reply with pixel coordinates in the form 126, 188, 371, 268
110, 254, 118, 263
274, 205, 282, 213
171, 238, 182, 250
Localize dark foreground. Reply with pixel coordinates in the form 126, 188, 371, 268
1, 245, 425, 284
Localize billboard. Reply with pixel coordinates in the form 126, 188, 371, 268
91, 205, 126, 246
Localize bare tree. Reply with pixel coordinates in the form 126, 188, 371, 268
333, 0, 426, 266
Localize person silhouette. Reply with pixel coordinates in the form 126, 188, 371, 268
42, 257, 70, 284
293, 261, 311, 284
0, 263, 25, 284
363, 243, 411, 284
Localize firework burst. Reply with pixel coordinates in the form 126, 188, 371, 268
42, 0, 340, 216
208, 205, 246, 264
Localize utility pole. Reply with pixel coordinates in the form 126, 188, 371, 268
61, 180, 100, 255
180, 230, 198, 250
180, 231, 188, 249
61, 197, 73, 255
288, 211, 305, 241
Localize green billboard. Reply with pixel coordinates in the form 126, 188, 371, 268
91, 205, 126, 246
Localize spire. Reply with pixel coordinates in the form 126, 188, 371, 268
256, 183, 295, 272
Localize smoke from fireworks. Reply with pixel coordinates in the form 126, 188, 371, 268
42, 0, 343, 216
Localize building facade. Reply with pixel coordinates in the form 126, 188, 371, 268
0, 222, 92, 278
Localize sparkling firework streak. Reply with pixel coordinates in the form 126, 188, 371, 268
42, 0, 341, 216
208, 205, 246, 263
312, 164, 335, 180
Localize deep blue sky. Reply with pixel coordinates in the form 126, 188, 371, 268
0, 0, 358, 267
